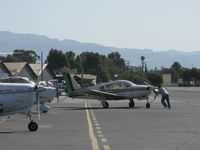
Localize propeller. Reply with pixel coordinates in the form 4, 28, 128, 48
144, 82, 158, 103
56, 88, 60, 103
34, 85, 46, 119
36, 90, 40, 120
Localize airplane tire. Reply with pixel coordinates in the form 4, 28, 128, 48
129, 102, 135, 108
146, 103, 150, 109
28, 121, 38, 132
103, 102, 109, 108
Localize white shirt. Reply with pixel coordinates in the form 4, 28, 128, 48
158, 86, 169, 96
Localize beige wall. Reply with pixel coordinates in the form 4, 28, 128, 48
38, 69, 54, 81
19, 67, 35, 81
162, 74, 171, 85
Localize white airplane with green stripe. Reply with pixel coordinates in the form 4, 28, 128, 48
64, 73, 154, 108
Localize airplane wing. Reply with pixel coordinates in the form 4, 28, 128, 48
76, 88, 127, 100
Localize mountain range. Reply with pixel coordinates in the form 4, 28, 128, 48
0, 31, 199, 69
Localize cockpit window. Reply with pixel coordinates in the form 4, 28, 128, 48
105, 81, 123, 90
0, 78, 30, 83
105, 83, 115, 90
100, 86, 105, 90
123, 81, 135, 87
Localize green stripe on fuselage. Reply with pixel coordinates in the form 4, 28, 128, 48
100, 87, 148, 93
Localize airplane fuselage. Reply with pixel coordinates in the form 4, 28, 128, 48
88, 80, 151, 100
0, 83, 35, 116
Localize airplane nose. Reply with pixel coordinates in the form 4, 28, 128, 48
34, 85, 47, 93
146, 87, 150, 90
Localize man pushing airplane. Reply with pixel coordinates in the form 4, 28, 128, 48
154, 85, 171, 109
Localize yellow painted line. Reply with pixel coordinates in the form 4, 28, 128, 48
87, 101, 111, 150
97, 130, 102, 134
85, 102, 100, 150
101, 138, 107, 143
95, 123, 100, 126
103, 145, 111, 150
98, 134, 104, 138
96, 126, 101, 130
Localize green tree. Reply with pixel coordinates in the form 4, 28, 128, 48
108, 52, 126, 73
1, 49, 39, 63
74, 55, 83, 73
47, 49, 70, 70
119, 71, 149, 84
80, 52, 111, 82
147, 72, 162, 86
66, 51, 76, 69
182, 69, 191, 85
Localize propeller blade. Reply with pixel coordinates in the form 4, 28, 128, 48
36, 92, 40, 120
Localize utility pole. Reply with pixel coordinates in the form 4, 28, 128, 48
125, 60, 131, 71
41, 52, 43, 81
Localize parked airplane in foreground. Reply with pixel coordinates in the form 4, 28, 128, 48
64, 73, 154, 108
0, 82, 44, 131
0, 76, 57, 113
0, 76, 57, 131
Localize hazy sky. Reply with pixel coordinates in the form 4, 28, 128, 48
0, 0, 200, 51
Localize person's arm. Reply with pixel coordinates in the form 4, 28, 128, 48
153, 88, 160, 99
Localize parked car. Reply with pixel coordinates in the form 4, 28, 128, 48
48, 79, 66, 94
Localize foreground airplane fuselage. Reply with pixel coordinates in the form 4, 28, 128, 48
0, 82, 35, 116
0, 82, 39, 131
0, 76, 57, 113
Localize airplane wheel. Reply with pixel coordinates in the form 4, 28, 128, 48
146, 103, 150, 109
28, 121, 38, 132
103, 102, 109, 108
129, 102, 135, 108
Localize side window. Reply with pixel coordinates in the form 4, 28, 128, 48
100, 86, 105, 91
123, 82, 131, 88
114, 81, 123, 89
106, 84, 115, 90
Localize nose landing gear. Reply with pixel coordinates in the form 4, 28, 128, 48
27, 112, 38, 132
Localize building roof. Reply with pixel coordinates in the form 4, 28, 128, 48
75, 74, 97, 80
29, 64, 48, 76
0, 62, 10, 75
4, 62, 27, 75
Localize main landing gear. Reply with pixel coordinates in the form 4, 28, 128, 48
102, 101, 109, 108
27, 112, 38, 132
129, 98, 151, 109
129, 98, 135, 108
146, 97, 151, 109
146, 102, 151, 109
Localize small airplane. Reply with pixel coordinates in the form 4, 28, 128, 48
0, 76, 58, 113
37, 81, 58, 113
63, 73, 154, 108
0, 81, 45, 131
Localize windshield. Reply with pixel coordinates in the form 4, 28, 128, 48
0, 76, 30, 83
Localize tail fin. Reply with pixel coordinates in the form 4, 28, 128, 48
63, 73, 81, 93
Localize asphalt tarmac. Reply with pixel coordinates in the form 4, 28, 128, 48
1, 87, 200, 150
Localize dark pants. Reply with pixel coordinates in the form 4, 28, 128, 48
161, 94, 171, 108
